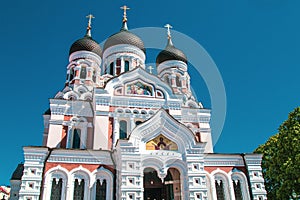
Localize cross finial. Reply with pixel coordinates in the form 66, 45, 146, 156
164, 24, 173, 39
120, 5, 130, 22
85, 14, 95, 37
148, 66, 154, 74
86, 14, 95, 29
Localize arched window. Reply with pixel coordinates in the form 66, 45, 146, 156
80, 67, 87, 79
70, 68, 75, 80
72, 129, 81, 149
176, 76, 181, 87
93, 70, 97, 82
135, 121, 142, 126
50, 178, 62, 200
233, 180, 243, 200
215, 180, 225, 200
73, 179, 85, 200
96, 179, 106, 200
119, 120, 127, 139
164, 75, 169, 84
109, 62, 114, 75
125, 61, 130, 72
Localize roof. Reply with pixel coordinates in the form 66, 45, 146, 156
10, 163, 24, 180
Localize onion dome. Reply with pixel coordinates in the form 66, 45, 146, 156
69, 14, 102, 57
156, 24, 187, 65
103, 5, 145, 53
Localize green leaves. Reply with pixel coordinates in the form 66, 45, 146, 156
255, 107, 300, 200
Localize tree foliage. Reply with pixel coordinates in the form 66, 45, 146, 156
255, 107, 300, 199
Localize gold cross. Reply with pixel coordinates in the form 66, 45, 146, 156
120, 5, 130, 22
164, 24, 173, 38
86, 14, 95, 28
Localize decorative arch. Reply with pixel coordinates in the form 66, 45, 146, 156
141, 158, 188, 200
211, 169, 232, 200
231, 169, 251, 200
67, 117, 88, 149
204, 172, 214, 200
76, 85, 88, 94
69, 166, 91, 200
43, 165, 69, 200
129, 109, 201, 153
91, 166, 114, 200
64, 91, 79, 100
186, 100, 199, 108
81, 93, 92, 101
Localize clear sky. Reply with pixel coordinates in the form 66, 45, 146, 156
1, 0, 300, 185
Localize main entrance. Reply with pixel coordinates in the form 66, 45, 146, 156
144, 168, 181, 200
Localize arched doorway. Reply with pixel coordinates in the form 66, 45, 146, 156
144, 168, 181, 200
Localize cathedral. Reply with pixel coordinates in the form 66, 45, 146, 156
9, 6, 267, 200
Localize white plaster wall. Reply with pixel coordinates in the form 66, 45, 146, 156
47, 125, 63, 148
93, 116, 109, 150
201, 132, 213, 153
50, 114, 64, 120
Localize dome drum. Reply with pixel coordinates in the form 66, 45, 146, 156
156, 60, 187, 75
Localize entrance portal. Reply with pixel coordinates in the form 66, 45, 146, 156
143, 168, 181, 200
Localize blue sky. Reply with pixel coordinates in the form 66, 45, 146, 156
1, 0, 300, 185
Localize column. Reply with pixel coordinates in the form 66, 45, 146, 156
65, 180, 74, 200
171, 74, 176, 87
120, 57, 125, 73
130, 117, 135, 131
113, 118, 120, 146
80, 123, 88, 149
66, 126, 73, 148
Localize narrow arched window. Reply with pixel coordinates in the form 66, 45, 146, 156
73, 179, 84, 200
93, 70, 96, 82
80, 67, 87, 79
70, 68, 74, 80
119, 120, 127, 139
72, 129, 81, 149
233, 180, 243, 200
50, 178, 62, 200
215, 180, 225, 200
164, 75, 169, 84
176, 76, 181, 87
125, 61, 130, 72
96, 179, 106, 200
109, 62, 114, 75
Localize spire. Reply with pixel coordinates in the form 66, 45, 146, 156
164, 24, 174, 46
85, 14, 95, 37
120, 5, 130, 31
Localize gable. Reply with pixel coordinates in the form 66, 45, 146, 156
128, 109, 205, 153
105, 67, 176, 100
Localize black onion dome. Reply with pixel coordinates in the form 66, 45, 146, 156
69, 35, 102, 57
103, 29, 145, 53
156, 39, 187, 65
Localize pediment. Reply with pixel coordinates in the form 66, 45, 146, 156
128, 109, 204, 153
105, 67, 176, 99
